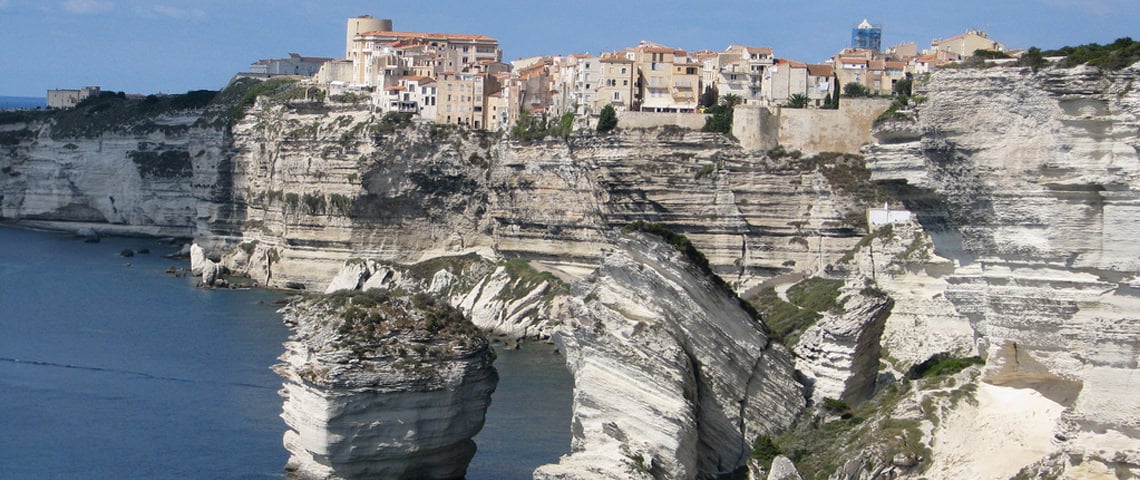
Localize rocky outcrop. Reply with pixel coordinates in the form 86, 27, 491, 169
535, 233, 804, 479
865, 63, 1140, 476
276, 291, 497, 480
312, 254, 566, 341
767, 456, 803, 480
793, 285, 893, 405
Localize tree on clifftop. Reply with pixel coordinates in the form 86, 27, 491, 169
702, 94, 742, 135
597, 105, 618, 133
785, 94, 809, 109
843, 82, 872, 98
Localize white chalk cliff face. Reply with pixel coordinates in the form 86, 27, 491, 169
210, 96, 873, 293
276, 292, 497, 480
866, 63, 1140, 476
0, 110, 207, 237
535, 233, 805, 480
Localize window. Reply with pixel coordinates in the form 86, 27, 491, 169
621, 67, 627, 74
613, 92, 620, 100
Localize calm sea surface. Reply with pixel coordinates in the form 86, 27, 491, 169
0, 96, 46, 110
0, 226, 571, 479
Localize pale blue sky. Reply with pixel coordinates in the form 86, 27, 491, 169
1, 0, 1136, 96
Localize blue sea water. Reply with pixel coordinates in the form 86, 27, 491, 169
0, 226, 572, 479
0, 96, 46, 110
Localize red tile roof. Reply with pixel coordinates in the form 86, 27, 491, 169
806, 64, 833, 76
776, 58, 807, 68
359, 31, 498, 43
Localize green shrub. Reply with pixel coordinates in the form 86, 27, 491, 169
701, 94, 741, 135
301, 193, 326, 215
908, 353, 984, 379
751, 435, 781, 468
785, 93, 810, 109
283, 192, 300, 212
597, 105, 618, 133
328, 193, 354, 216
128, 150, 192, 178
1045, 37, 1140, 70
843, 82, 872, 98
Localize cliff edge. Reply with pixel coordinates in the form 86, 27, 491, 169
276, 291, 497, 480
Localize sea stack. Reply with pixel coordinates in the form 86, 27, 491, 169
276, 291, 498, 480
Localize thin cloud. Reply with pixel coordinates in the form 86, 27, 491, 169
151, 4, 205, 19
62, 0, 113, 14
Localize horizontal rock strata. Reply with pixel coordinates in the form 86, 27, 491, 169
277, 292, 497, 480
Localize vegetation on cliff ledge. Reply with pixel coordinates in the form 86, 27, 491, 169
746, 277, 844, 347
1043, 37, 1140, 71
317, 289, 485, 360
0, 89, 217, 139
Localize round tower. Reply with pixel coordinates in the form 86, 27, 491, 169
346, 15, 392, 58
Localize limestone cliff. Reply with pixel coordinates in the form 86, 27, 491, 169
0, 96, 214, 237
862, 63, 1140, 477
535, 233, 805, 480
4, 64, 1139, 479
209, 93, 874, 293
276, 290, 497, 480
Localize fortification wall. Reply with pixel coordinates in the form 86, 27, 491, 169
732, 105, 778, 152
617, 111, 708, 130
776, 98, 892, 154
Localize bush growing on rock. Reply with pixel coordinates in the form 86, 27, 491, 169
596, 105, 618, 133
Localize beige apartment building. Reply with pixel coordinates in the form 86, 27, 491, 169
595, 54, 636, 113
704, 44, 774, 105
930, 29, 1005, 59
630, 42, 700, 113
436, 71, 502, 129
767, 59, 808, 105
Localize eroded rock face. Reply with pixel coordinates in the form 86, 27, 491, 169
865, 63, 1140, 475
212, 99, 871, 293
276, 292, 497, 480
535, 234, 805, 479
0, 111, 210, 237
794, 285, 893, 405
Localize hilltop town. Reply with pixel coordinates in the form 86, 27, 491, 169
48, 16, 1014, 130
259, 16, 1011, 130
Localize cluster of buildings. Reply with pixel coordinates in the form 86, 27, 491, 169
246, 16, 1012, 131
